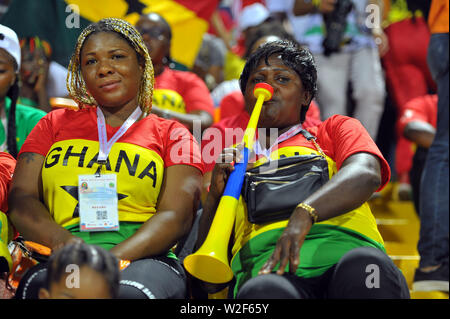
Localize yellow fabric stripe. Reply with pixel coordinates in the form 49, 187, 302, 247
41, 139, 165, 227
0, 211, 8, 245
0, 211, 13, 271
153, 89, 187, 114
384, 0, 423, 27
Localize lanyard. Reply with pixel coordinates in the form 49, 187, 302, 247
96, 106, 142, 168
253, 124, 304, 159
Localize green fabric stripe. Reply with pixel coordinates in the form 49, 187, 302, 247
17, 97, 39, 108
2, 97, 47, 152
231, 224, 385, 297
65, 221, 177, 260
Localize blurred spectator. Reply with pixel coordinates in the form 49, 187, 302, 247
18, 37, 70, 112
213, 20, 297, 121
272, 0, 386, 141
135, 12, 214, 133
224, 2, 271, 81
413, 0, 449, 293
18, 36, 52, 112
397, 94, 437, 215
208, 4, 235, 51
193, 33, 227, 91
19, 36, 71, 112
0, 24, 46, 158
381, 0, 436, 199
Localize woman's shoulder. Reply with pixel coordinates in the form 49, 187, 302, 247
44, 107, 94, 121
307, 114, 371, 148
322, 114, 360, 124
316, 114, 366, 132
30, 107, 95, 135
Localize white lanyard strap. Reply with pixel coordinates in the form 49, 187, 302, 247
254, 123, 304, 158
97, 106, 142, 163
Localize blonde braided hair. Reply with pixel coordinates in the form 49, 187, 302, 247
67, 17, 154, 114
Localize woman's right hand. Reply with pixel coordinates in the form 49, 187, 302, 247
196, 145, 244, 255
208, 146, 243, 201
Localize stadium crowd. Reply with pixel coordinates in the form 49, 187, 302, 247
0, 0, 448, 300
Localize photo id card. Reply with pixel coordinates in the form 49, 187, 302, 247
78, 174, 119, 232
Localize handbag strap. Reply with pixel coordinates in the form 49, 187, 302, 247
300, 129, 327, 158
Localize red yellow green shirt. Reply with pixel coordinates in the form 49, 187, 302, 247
230, 115, 391, 296
19, 107, 204, 241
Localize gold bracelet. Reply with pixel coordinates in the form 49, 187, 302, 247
297, 203, 318, 224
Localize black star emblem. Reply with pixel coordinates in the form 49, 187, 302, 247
124, 0, 146, 15
61, 186, 128, 218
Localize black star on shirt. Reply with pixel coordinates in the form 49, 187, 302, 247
61, 186, 128, 218
124, 0, 146, 15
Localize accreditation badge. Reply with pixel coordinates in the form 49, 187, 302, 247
78, 174, 119, 232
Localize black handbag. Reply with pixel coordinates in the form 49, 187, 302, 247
242, 130, 329, 224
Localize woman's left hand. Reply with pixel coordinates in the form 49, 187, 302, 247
259, 206, 314, 275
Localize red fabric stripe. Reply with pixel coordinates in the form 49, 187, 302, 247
174, 0, 219, 21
